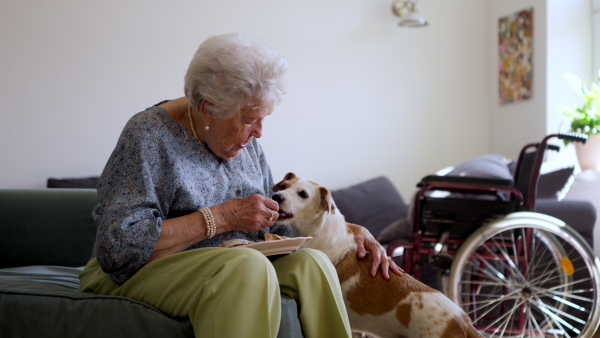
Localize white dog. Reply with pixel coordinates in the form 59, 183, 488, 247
272, 173, 480, 338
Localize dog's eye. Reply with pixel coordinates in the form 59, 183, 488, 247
298, 191, 308, 199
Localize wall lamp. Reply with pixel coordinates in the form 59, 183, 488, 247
391, 0, 428, 27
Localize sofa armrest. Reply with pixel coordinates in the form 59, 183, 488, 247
534, 199, 596, 248
0, 189, 99, 268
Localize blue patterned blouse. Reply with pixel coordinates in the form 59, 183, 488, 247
92, 105, 290, 285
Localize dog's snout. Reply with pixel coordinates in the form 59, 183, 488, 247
272, 194, 284, 204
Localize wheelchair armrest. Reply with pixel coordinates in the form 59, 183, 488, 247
418, 175, 514, 189
386, 239, 414, 257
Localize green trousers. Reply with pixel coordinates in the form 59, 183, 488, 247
80, 247, 351, 338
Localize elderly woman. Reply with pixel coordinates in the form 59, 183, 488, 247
80, 33, 401, 338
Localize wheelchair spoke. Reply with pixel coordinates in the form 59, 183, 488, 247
471, 251, 515, 285
479, 297, 527, 335
463, 290, 522, 310
504, 229, 521, 288
494, 303, 516, 337
461, 268, 508, 287
542, 277, 593, 294
527, 266, 562, 286
527, 236, 556, 279
527, 301, 565, 338
526, 304, 552, 338
467, 289, 522, 319
531, 296, 586, 325
534, 290, 591, 312
536, 284, 595, 303
529, 296, 582, 337
489, 236, 527, 285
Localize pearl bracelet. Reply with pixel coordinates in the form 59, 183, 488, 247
199, 207, 216, 239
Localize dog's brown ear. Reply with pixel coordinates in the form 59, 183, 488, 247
272, 172, 297, 192
272, 182, 283, 192
319, 186, 335, 214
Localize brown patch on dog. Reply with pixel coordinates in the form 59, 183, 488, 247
335, 249, 437, 316
273, 172, 299, 192
273, 182, 288, 191
442, 314, 481, 338
396, 303, 412, 328
319, 186, 335, 214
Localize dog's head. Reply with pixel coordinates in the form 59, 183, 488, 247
272, 172, 336, 227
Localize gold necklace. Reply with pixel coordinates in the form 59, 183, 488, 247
187, 104, 199, 140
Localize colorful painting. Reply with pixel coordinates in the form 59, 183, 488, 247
498, 8, 533, 105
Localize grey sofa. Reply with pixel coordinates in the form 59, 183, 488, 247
0, 178, 407, 338
0, 189, 303, 338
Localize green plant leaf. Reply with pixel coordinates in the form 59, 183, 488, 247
560, 71, 600, 144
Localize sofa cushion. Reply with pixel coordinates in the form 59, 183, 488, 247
536, 166, 575, 200
0, 265, 303, 338
332, 176, 407, 239
507, 162, 575, 200
0, 189, 99, 268
0, 266, 194, 338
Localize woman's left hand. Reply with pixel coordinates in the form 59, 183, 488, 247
349, 224, 403, 280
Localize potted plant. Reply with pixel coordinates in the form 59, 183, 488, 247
560, 70, 600, 171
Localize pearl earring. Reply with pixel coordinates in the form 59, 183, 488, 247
205, 126, 210, 131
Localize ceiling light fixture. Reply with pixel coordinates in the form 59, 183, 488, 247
391, 0, 428, 28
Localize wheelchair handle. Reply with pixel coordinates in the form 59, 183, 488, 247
524, 132, 585, 211
558, 132, 588, 144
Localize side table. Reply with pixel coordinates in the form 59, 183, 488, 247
563, 170, 600, 258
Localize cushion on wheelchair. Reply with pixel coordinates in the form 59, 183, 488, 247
443, 153, 513, 180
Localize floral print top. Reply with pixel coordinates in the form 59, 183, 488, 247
92, 105, 290, 285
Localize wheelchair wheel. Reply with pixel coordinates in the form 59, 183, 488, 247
447, 212, 600, 338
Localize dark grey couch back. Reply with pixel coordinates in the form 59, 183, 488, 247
0, 189, 98, 268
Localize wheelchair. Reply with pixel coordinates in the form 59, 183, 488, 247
386, 133, 600, 337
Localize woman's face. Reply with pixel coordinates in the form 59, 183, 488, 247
204, 103, 271, 161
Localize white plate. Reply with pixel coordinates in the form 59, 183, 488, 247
245, 237, 313, 256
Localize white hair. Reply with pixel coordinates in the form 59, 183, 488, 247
184, 33, 289, 118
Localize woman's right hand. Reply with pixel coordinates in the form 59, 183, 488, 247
212, 194, 280, 233
149, 194, 279, 263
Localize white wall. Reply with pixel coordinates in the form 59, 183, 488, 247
0, 0, 491, 198
489, 0, 593, 166
489, 1, 548, 158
